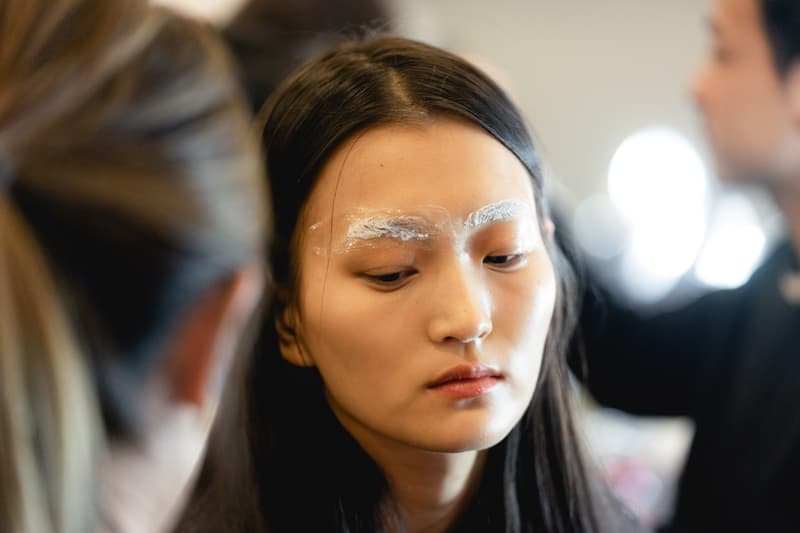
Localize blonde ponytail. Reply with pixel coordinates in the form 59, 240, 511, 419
0, 194, 100, 533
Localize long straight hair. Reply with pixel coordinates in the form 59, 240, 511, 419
0, 1, 266, 531
188, 36, 612, 533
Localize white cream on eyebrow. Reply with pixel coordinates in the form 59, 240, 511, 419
463, 199, 532, 231
345, 215, 433, 244
308, 206, 451, 256
309, 202, 534, 256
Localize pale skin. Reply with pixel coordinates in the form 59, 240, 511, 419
279, 118, 557, 532
692, 0, 800, 253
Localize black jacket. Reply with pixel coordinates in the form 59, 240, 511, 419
573, 241, 800, 533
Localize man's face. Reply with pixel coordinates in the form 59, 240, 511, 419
692, 0, 800, 185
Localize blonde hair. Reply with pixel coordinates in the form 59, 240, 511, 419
0, 1, 267, 531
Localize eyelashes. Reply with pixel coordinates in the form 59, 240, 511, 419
362, 253, 530, 290
483, 253, 528, 271
362, 269, 418, 290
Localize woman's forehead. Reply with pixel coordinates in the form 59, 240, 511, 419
303, 118, 536, 225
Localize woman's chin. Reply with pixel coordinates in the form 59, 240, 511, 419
414, 423, 517, 454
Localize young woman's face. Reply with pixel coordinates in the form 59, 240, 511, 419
286, 118, 556, 454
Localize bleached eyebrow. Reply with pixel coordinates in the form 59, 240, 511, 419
344, 200, 533, 241
463, 199, 532, 231
345, 215, 436, 243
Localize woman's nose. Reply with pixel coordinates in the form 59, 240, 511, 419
426, 260, 493, 345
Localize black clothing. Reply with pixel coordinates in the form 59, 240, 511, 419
574, 241, 800, 533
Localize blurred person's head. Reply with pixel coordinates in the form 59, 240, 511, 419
0, 1, 267, 531
692, 0, 800, 187
223, 0, 390, 111
235, 36, 609, 533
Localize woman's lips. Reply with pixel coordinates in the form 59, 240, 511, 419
427, 364, 503, 399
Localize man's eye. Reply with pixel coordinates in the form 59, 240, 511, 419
713, 45, 733, 62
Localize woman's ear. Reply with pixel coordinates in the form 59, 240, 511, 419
166, 266, 264, 407
275, 296, 315, 368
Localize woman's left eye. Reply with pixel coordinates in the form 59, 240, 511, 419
483, 253, 527, 270
361, 268, 417, 290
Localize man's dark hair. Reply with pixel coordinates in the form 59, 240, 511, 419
761, 0, 800, 73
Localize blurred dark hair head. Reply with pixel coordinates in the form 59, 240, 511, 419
0, 0, 266, 530
223, 0, 391, 112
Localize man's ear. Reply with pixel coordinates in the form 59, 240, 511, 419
274, 297, 315, 368
166, 266, 263, 407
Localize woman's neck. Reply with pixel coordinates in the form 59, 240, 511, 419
352, 430, 488, 533
386, 449, 487, 533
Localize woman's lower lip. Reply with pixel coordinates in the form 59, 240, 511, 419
429, 377, 500, 399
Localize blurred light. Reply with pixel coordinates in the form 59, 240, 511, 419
608, 128, 707, 221
151, 0, 247, 23
573, 194, 630, 260
695, 194, 765, 289
608, 127, 708, 302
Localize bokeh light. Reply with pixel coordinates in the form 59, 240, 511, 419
695, 194, 765, 289
607, 128, 708, 301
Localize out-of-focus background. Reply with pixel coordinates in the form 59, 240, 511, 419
154, 0, 779, 526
